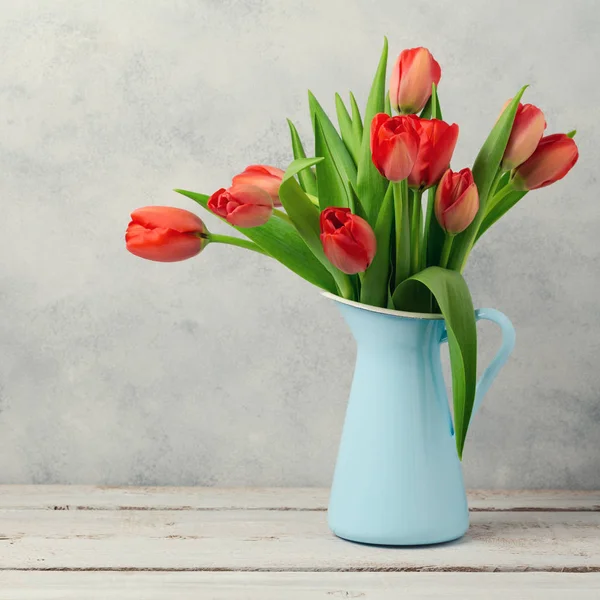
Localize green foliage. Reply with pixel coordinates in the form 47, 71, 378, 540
174, 189, 337, 294
360, 184, 394, 306
279, 159, 354, 298
286, 119, 317, 196
392, 267, 477, 458
335, 93, 360, 164
448, 87, 528, 271
356, 38, 390, 224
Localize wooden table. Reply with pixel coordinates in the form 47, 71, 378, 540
0, 487, 598, 598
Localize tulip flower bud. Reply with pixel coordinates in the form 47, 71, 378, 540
434, 168, 479, 234
232, 164, 285, 207
408, 116, 459, 190
512, 134, 579, 191
389, 47, 441, 115
126, 206, 207, 262
370, 113, 420, 182
320, 207, 377, 274
208, 184, 273, 227
501, 102, 547, 171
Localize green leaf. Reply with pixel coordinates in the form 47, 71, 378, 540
567, 129, 577, 138
425, 185, 444, 269
174, 189, 337, 294
308, 91, 357, 184
349, 92, 363, 146
448, 86, 528, 271
419, 83, 442, 120
335, 93, 359, 164
356, 38, 389, 224
384, 90, 392, 116
393, 180, 411, 288
314, 114, 351, 210
360, 183, 394, 307
475, 190, 527, 242
286, 119, 317, 196
279, 159, 354, 298
349, 180, 368, 222
392, 267, 477, 459
422, 84, 444, 279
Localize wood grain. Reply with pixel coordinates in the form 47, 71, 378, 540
0, 572, 599, 599
0, 508, 598, 571
1, 487, 598, 596
0, 486, 598, 511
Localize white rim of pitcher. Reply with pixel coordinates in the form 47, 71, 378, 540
322, 292, 444, 320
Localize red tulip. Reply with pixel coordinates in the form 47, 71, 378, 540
512, 134, 579, 191
407, 116, 459, 189
501, 102, 547, 170
370, 113, 420, 182
320, 207, 376, 274
126, 206, 207, 262
232, 164, 285, 207
389, 47, 441, 115
434, 168, 479, 234
208, 185, 273, 227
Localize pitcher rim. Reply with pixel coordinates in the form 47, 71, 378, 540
322, 292, 444, 320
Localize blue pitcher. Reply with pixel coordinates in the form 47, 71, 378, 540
326, 293, 516, 546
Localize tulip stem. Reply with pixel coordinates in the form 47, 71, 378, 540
393, 180, 411, 288
486, 180, 514, 215
272, 208, 293, 224
207, 233, 269, 256
410, 189, 422, 274
439, 235, 454, 269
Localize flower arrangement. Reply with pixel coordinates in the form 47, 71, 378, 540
126, 41, 578, 457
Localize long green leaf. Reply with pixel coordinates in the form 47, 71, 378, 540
308, 91, 357, 184
279, 159, 354, 298
360, 183, 394, 307
392, 267, 477, 459
349, 92, 363, 146
174, 189, 337, 294
420, 83, 443, 120
423, 84, 445, 271
286, 119, 317, 196
448, 86, 528, 271
356, 38, 389, 224
335, 93, 359, 164
475, 190, 527, 242
314, 115, 351, 210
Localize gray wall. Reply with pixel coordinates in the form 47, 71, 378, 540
1, 0, 598, 488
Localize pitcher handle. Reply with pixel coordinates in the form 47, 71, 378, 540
439, 308, 515, 425
471, 308, 516, 416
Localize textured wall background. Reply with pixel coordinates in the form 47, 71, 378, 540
0, 0, 598, 487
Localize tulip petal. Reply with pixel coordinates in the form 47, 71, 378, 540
126, 227, 204, 262
131, 206, 205, 234
226, 204, 273, 228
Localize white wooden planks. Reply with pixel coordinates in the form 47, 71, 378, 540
0, 487, 598, 597
0, 486, 598, 511
0, 572, 599, 600
0, 507, 598, 571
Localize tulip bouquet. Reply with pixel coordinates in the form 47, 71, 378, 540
126, 41, 578, 456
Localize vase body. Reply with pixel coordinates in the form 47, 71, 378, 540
327, 295, 515, 546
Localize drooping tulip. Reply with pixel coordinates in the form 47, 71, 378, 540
232, 165, 285, 207
208, 185, 273, 227
501, 102, 547, 171
389, 47, 441, 115
320, 207, 377, 274
408, 116, 459, 189
434, 168, 479, 234
512, 134, 579, 191
126, 206, 207, 262
370, 113, 420, 182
